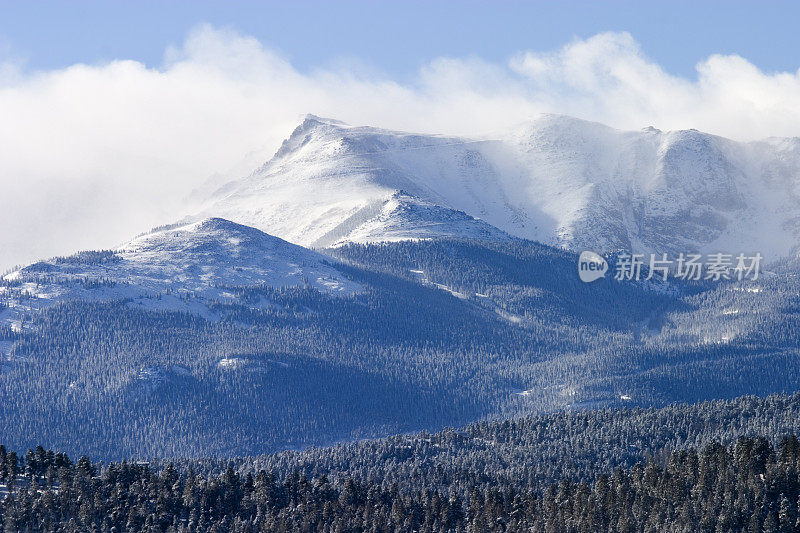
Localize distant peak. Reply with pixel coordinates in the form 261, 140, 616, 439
194, 216, 239, 227
535, 112, 580, 121
191, 217, 248, 232
532, 113, 607, 126
301, 114, 347, 127
273, 115, 351, 159
119, 217, 310, 259
134, 217, 260, 241
509, 113, 619, 137
185, 218, 294, 242
293, 114, 350, 136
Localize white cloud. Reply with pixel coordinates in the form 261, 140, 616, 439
2, 26, 800, 269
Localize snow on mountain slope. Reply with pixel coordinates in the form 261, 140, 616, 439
504, 114, 800, 259
0, 218, 359, 329
115, 218, 358, 294
197, 114, 800, 260
337, 191, 513, 245
195, 115, 524, 248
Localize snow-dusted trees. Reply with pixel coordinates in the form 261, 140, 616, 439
1, 239, 799, 459
5, 396, 800, 531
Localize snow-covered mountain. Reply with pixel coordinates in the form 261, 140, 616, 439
196, 114, 800, 260
7, 114, 800, 460
194, 115, 518, 248
0, 218, 359, 329
504, 115, 800, 260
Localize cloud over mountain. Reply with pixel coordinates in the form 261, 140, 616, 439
3, 26, 800, 269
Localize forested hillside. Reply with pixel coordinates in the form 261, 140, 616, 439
2, 236, 800, 459
5, 394, 800, 531
194, 393, 800, 496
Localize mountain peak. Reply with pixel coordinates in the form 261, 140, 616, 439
272, 115, 351, 159
184, 217, 262, 236
0, 217, 361, 330
301, 114, 347, 127
120, 217, 318, 259
512, 113, 620, 138
128, 217, 263, 244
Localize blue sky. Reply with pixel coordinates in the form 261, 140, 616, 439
1, 0, 796, 80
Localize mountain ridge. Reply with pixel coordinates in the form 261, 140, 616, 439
0, 217, 360, 331
195, 113, 800, 261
